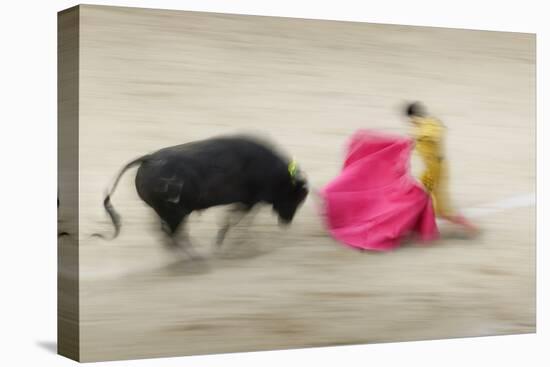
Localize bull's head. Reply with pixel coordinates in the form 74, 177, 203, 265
273, 159, 309, 225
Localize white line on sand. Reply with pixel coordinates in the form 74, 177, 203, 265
462, 193, 536, 218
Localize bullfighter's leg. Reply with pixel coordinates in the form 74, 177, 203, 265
215, 203, 254, 247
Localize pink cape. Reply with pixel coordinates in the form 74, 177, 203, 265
320, 130, 439, 251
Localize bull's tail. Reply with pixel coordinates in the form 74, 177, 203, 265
92, 155, 149, 240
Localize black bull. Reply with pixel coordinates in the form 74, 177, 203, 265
94, 136, 309, 256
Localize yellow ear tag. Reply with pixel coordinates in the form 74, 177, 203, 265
288, 158, 298, 184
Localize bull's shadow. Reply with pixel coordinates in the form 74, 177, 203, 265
155, 233, 279, 277
156, 246, 273, 277
157, 256, 212, 277
132, 209, 282, 278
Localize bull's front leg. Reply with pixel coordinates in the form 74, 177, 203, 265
176, 229, 203, 260
167, 217, 203, 261
215, 204, 253, 247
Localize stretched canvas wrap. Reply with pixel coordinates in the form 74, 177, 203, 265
57, 4, 536, 362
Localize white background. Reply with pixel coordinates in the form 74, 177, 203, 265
0, 0, 547, 366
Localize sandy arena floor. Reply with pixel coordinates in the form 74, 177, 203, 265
58, 5, 535, 362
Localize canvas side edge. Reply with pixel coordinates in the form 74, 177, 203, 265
57, 5, 80, 362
